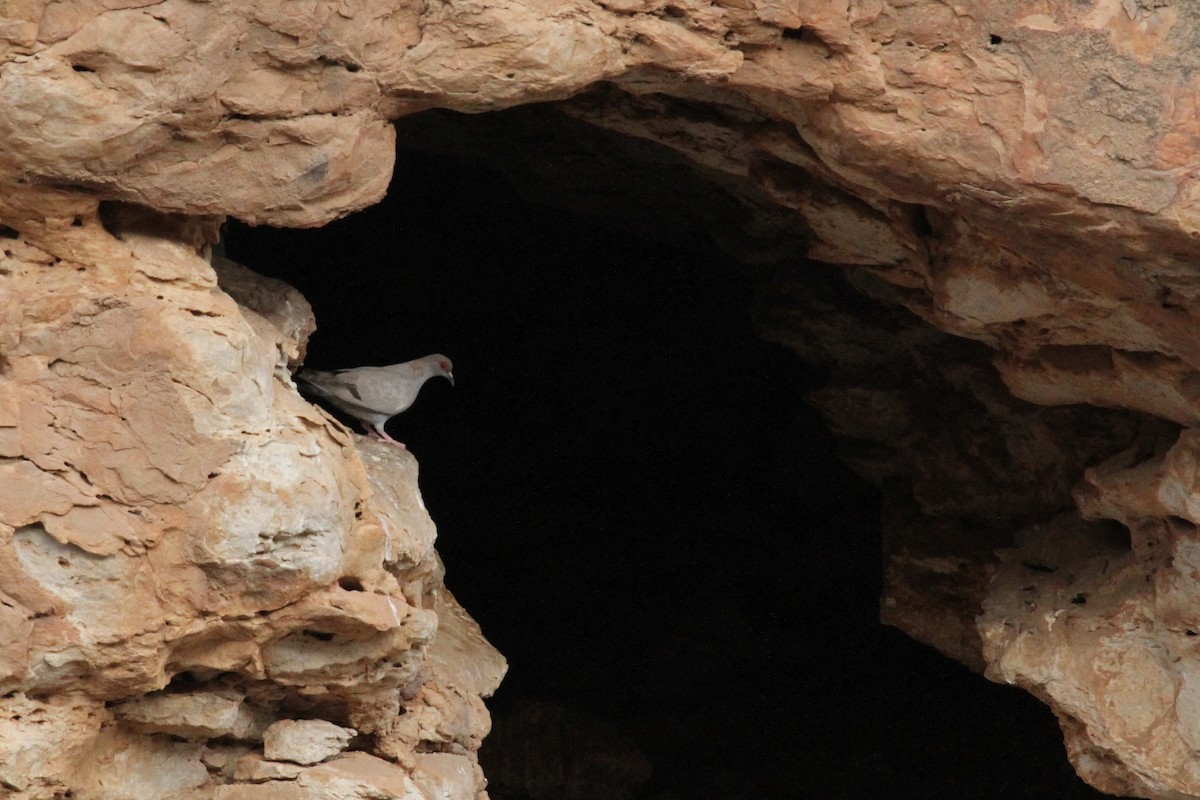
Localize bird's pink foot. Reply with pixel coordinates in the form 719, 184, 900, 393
367, 427, 407, 449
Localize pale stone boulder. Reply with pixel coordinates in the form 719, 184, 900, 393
113, 687, 271, 741
263, 719, 357, 766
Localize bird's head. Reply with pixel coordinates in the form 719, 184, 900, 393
430, 354, 454, 386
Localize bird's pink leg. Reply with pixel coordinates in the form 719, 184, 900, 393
367, 424, 407, 449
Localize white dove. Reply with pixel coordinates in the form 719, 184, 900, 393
296, 354, 454, 447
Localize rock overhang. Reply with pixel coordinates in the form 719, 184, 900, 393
7, 0, 1200, 797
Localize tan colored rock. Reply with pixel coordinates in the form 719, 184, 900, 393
0, 196, 501, 798
378, 590, 507, 763
234, 753, 307, 782
214, 752, 421, 800
12, 0, 1200, 796
0, 694, 103, 795
69, 726, 211, 800
263, 719, 357, 765
412, 753, 482, 800
998, 347, 1200, 428
304, 752, 422, 797
212, 253, 316, 368
114, 687, 271, 741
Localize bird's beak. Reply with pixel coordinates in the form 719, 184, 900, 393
446, 372, 455, 387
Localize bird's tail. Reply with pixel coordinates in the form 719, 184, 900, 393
294, 369, 334, 397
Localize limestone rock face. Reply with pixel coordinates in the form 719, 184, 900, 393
9, 0, 1200, 797
0, 197, 504, 798
263, 719, 356, 765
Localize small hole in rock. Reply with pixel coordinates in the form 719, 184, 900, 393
338, 576, 365, 592
71, 64, 93, 73
70, 216, 83, 227
304, 629, 335, 642
0, 225, 18, 239
989, 34, 1003, 45
664, 4, 686, 17
1070, 593, 1088, 605
165, 671, 205, 690
97, 201, 125, 240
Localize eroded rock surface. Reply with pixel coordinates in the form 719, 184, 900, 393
8, 0, 1200, 796
0, 197, 503, 798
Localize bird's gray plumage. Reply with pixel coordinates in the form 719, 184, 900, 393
296, 354, 453, 446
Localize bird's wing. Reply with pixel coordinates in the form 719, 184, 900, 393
297, 369, 373, 411
302, 365, 422, 416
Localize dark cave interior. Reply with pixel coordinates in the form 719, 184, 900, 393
225, 106, 1110, 799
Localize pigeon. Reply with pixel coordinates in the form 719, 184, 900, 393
296, 354, 454, 447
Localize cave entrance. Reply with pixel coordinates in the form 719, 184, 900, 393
225, 105, 1102, 799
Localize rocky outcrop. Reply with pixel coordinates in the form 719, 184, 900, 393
0, 198, 504, 797
8, 0, 1200, 796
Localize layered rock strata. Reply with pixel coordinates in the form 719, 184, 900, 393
0, 198, 504, 798
7, 0, 1200, 797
